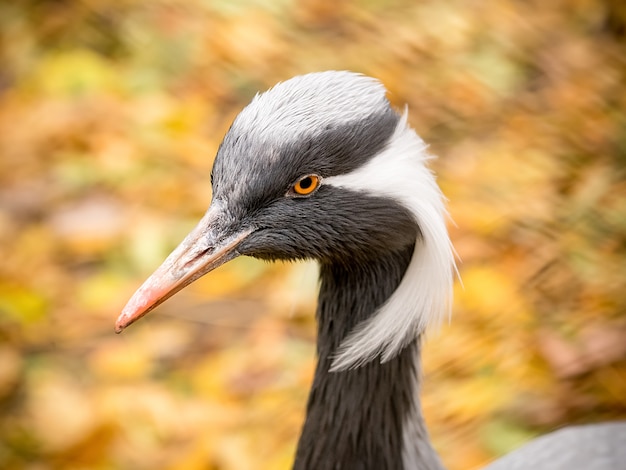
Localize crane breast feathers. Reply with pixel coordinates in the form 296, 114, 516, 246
325, 113, 456, 370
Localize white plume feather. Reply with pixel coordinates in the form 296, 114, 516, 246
325, 111, 456, 371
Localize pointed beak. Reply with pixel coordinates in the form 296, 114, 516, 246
115, 205, 252, 333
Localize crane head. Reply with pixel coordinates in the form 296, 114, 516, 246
115, 71, 454, 370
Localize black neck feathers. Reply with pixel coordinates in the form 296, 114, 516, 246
293, 244, 443, 470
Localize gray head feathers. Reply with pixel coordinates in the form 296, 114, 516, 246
233, 71, 390, 145
213, 71, 456, 369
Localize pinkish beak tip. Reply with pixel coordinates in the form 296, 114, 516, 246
114, 283, 167, 334
114, 304, 138, 333
114, 316, 128, 334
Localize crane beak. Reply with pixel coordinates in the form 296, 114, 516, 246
114, 205, 252, 333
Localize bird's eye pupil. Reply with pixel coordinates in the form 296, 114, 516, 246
300, 177, 312, 189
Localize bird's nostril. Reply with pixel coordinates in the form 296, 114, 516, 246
184, 249, 209, 269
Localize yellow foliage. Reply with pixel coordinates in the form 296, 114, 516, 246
431, 376, 515, 423
23, 49, 119, 97
456, 265, 532, 326
26, 371, 98, 452
89, 340, 154, 380
0, 1, 624, 469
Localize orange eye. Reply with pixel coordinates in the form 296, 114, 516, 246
292, 175, 320, 196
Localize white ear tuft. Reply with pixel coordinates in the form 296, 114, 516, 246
325, 112, 456, 371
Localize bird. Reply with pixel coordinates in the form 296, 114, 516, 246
115, 71, 626, 469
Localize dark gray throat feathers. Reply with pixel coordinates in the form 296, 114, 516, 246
294, 244, 444, 470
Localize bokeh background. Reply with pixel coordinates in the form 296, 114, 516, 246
1, 0, 625, 469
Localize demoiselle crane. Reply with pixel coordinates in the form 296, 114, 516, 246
115, 71, 625, 469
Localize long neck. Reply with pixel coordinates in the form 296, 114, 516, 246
294, 245, 444, 470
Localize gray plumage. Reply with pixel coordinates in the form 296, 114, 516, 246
116, 71, 626, 469
484, 422, 626, 470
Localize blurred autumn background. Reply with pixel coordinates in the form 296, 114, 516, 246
1, 0, 625, 469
